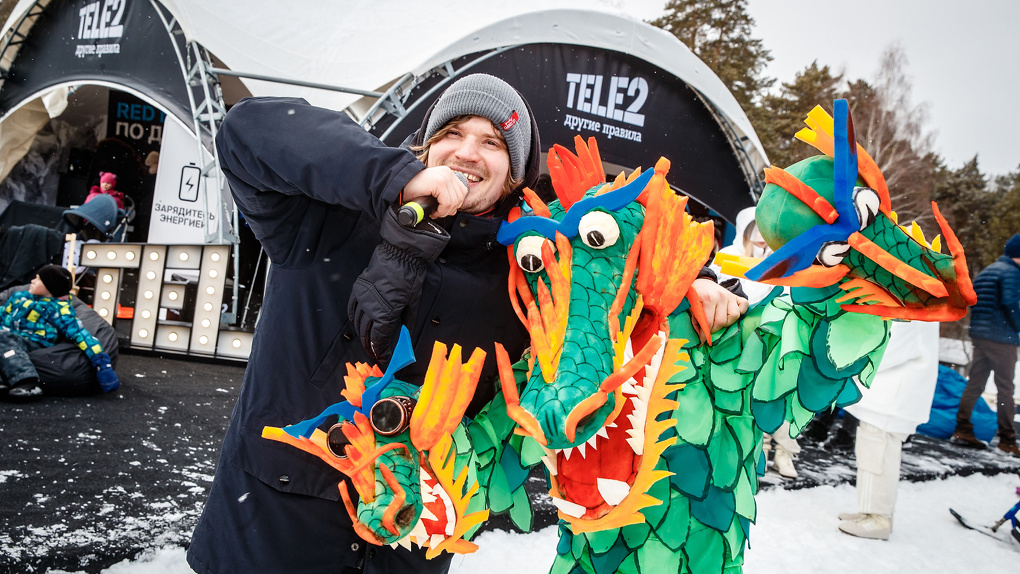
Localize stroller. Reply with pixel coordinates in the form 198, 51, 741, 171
61, 193, 135, 243
0, 194, 134, 292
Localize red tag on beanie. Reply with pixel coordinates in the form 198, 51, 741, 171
500, 111, 519, 131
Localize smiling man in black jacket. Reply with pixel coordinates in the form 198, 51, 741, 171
187, 73, 747, 574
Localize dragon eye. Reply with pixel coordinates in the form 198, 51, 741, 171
577, 211, 620, 249
369, 396, 416, 436
326, 422, 352, 459
817, 241, 851, 267
515, 235, 551, 273
853, 187, 881, 230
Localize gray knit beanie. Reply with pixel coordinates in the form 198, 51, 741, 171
424, 74, 532, 182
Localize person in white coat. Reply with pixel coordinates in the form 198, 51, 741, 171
838, 319, 941, 540
714, 207, 801, 478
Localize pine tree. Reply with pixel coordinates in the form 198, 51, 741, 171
650, 0, 774, 114
984, 170, 1020, 266
756, 61, 844, 169
931, 157, 993, 274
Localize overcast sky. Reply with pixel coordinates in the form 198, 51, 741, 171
625, 0, 1020, 177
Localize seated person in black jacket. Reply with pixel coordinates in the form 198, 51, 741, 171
187, 74, 747, 574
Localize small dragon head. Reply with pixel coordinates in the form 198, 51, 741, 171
262, 328, 489, 558
495, 136, 712, 531
719, 99, 976, 320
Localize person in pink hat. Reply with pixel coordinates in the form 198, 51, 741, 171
85, 172, 125, 209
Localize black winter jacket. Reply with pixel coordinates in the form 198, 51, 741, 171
968, 255, 1020, 345
188, 97, 531, 574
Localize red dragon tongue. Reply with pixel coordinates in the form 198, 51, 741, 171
418, 473, 449, 535
556, 399, 639, 512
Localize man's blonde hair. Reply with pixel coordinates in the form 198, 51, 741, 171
413, 115, 522, 200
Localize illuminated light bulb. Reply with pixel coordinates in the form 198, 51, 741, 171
139, 329, 149, 338
168, 332, 178, 342
199, 335, 209, 345
179, 252, 189, 262
232, 339, 242, 348
102, 274, 113, 284
125, 251, 135, 261
209, 269, 218, 278
144, 290, 154, 299
149, 252, 159, 261
206, 286, 215, 295
201, 319, 211, 328
107, 251, 117, 260
146, 271, 156, 280
203, 303, 213, 311
211, 253, 220, 262
141, 310, 151, 319
100, 292, 111, 301
99, 308, 109, 317
86, 251, 97, 260
168, 291, 178, 301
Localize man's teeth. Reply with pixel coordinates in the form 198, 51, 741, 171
452, 170, 481, 183
551, 495, 587, 518
596, 478, 631, 506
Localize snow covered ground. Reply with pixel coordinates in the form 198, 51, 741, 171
51, 472, 1018, 574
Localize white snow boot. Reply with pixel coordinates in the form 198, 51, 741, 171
838, 513, 891, 540
773, 444, 798, 479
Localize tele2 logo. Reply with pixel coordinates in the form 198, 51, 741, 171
78, 0, 126, 40
565, 73, 648, 128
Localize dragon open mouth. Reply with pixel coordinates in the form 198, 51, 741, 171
385, 434, 489, 558
505, 330, 687, 533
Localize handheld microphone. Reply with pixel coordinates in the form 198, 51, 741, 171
397, 172, 469, 227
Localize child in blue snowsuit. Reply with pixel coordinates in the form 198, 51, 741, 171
0, 264, 118, 400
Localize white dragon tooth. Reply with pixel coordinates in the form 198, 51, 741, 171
542, 454, 558, 475
550, 495, 588, 518
561, 446, 573, 461
620, 380, 639, 396
390, 542, 399, 549
430, 533, 445, 549
607, 422, 618, 429
576, 441, 587, 459
596, 426, 610, 440
420, 505, 438, 522
396, 534, 414, 551
623, 338, 635, 361
636, 382, 653, 404
420, 489, 437, 504
626, 413, 642, 431
409, 518, 429, 541
630, 395, 647, 415
625, 435, 644, 455
597, 478, 632, 506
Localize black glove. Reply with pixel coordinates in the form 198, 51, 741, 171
348, 207, 450, 362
